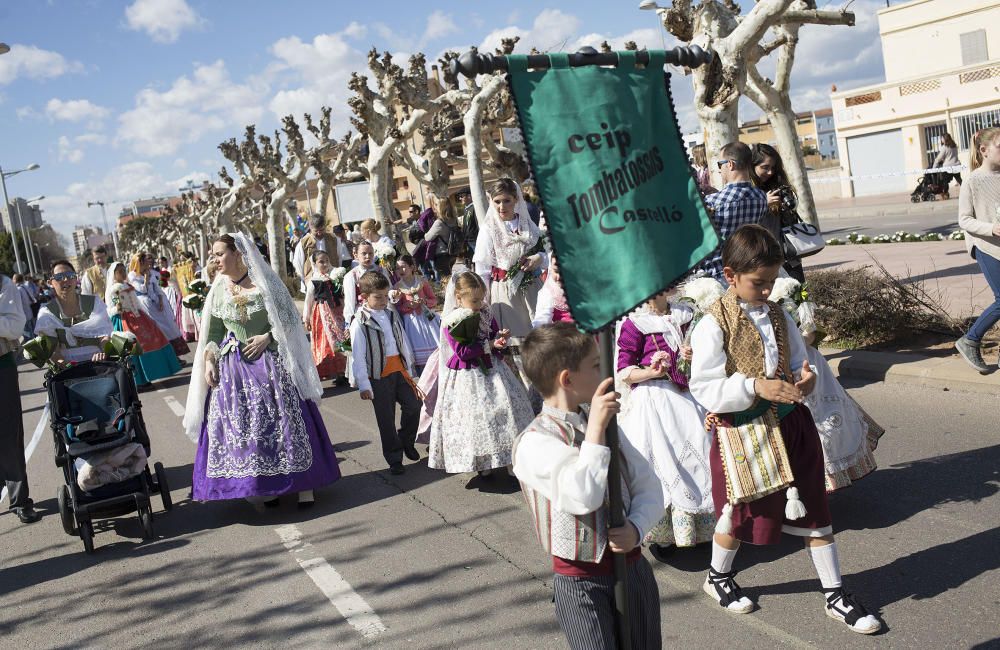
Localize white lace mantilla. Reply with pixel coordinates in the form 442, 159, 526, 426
204, 350, 313, 478
210, 287, 267, 322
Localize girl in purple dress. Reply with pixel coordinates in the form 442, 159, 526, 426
428, 271, 533, 475
183, 233, 340, 507
616, 292, 715, 557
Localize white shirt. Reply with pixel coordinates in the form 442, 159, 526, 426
689, 302, 811, 414
512, 406, 665, 540
349, 307, 410, 393
0, 276, 27, 340
342, 265, 391, 323
473, 219, 550, 283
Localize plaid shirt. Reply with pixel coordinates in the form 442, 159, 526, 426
698, 182, 769, 280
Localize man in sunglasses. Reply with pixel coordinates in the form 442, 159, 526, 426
698, 142, 769, 280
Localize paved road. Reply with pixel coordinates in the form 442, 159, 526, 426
2, 354, 998, 649
817, 202, 960, 239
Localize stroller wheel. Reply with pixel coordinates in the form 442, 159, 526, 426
57, 485, 77, 536
138, 504, 155, 540
80, 520, 95, 554
154, 462, 173, 512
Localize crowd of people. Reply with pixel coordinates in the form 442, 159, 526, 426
4, 127, 1000, 649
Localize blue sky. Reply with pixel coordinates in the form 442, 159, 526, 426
0, 0, 886, 242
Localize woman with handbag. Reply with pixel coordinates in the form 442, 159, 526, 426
751, 143, 821, 283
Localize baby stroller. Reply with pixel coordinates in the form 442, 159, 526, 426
910, 171, 949, 202
46, 357, 172, 554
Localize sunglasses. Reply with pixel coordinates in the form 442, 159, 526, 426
52, 272, 78, 282
716, 159, 733, 169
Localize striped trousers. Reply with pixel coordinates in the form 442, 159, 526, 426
553, 556, 661, 650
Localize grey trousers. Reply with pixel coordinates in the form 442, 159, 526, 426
553, 555, 661, 650
0, 361, 31, 510
370, 371, 420, 466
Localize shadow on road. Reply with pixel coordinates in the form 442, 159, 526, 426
652, 444, 1000, 613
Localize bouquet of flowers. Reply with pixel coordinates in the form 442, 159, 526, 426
443, 307, 489, 373
675, 277, 727, 376
183, 278, 209, 311
374, 241, 397, 274
334, 328, 351, 354
103, 331, 144, 358
504, 239, 546, 293
649, 350, 672, 375
330, 267, 348, 291
23, 335, 62, 372
158, 270, 170, 289
767, 277, 822, 345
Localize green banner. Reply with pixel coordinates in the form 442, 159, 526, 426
507, 50, 720, 332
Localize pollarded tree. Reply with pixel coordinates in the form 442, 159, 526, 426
653, 0, 853, 224
303, 108, 366, 220
741, 0, 854, 225
347, 48, 464, 231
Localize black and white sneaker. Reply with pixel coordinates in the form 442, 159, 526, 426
823, 587, 881, 634
703, 568, 754, 614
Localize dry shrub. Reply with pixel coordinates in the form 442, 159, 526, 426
808, 262, 960, 347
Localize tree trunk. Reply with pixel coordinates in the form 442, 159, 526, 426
465, 75, 505, 225
266, 191, 290, 283
367, 156, 394, 232
699, 102, 740, 188
766, 106, 818, 226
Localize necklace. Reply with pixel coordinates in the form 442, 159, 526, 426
228, 270, 249, 294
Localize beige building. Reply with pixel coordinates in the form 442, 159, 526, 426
831, 0, 1000, 196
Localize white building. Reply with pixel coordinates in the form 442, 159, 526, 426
831, 0, 1000, 196
71, 225, 102, 256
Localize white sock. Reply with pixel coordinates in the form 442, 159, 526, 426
711, 541, 739, 574
298, 490, 315, 502
808, 541, 843, 590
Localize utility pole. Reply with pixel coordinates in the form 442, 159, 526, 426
88, 200, 120, 259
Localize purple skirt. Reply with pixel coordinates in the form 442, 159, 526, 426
193, 339, 341, 501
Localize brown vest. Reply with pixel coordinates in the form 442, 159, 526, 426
706, 289, 792, 408
301, 232, 341, 278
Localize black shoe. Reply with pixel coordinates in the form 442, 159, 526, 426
263, 498, 280, 508
403, 444, 420, 461
298, 499, 315, 510
14, 506, 41, 524
334, 375, 350, 387
389, 463, 405, 475
648, 543, 676, 563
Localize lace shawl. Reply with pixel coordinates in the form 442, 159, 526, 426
183, 233, 323, 442
473, 181, 541, 270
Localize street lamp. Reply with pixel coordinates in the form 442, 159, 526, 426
0, 43, 10, 55
638, 1, 660, 9
87, 200, 120, 259
24, 195, 44, 274
0, 162, 41, 275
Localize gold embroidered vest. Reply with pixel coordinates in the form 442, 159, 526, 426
706, 288, 792, 404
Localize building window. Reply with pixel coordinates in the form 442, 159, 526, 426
955, 108, 1000, 150
960, 30, 988, 66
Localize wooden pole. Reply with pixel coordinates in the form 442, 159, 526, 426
598, 328, 630, 650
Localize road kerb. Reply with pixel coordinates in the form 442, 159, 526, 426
823, 348, 1000, 395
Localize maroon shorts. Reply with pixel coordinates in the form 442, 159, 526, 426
710, 404, 832, 545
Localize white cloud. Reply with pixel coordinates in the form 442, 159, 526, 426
0, 44, 84, 85
124, 0, 204, 44
16, 106, 39, 120
75, 133, 108, 145
117, 60, 265, 156
478, 9, 583, 55
419, 11, 460, 49
57, 136, 84, 163
43, 162, 211, 238
266, 30, 365, 127
45, 98, 111, 125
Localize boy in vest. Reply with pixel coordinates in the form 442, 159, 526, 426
689, 224, 881, 634
349, 271, 421, 475
514, 323, 664, 650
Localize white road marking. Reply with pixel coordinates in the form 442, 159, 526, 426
2, 404, 49, 505
163, 395, 186, 417
275, 524, 387, 640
